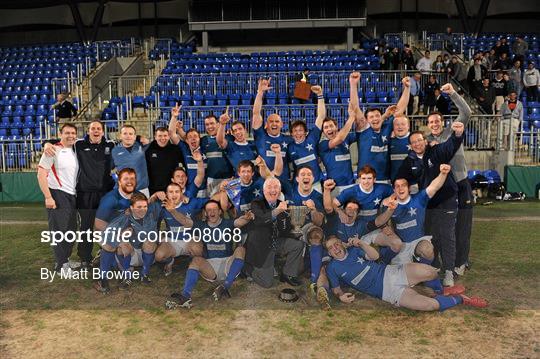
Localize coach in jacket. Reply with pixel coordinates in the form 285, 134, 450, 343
396, 121, 464, 287
245, 177, 304, 288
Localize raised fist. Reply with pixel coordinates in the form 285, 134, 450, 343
303, 199, 316, 211
311, 85, 323, 96
219, 106, 230, 125
349, 71, 361, 85
440, 83, 454, 94
323, 179, 336, 191
440, 164, 451, 175
402, 77, 411, 88
270, 143, 281, 153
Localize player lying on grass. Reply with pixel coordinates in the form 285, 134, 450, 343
167, 200, 254, 309
324, 235, 488, 310
378, 164, 454, 265
94, 192, 162, 293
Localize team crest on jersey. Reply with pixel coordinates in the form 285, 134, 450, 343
152, 153, 157, 158
428, 159, 434, 168
104, 147, 110, 155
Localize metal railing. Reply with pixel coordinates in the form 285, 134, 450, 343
420, 32, 465, 54
95, 39, 138, 62
514, 130, 540, 165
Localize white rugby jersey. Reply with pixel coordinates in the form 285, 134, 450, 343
38, 143, 79, 195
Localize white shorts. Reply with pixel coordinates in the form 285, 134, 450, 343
391, 236, 432, 265
169, 240, 191, 257
361, 228, 381, 245
202, 256, 233, 282
501, 118, 520, 136
130, 248, 143, 267
196, 189, 207, 198
382, 264, 409, 307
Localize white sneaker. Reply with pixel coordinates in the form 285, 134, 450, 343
67, 259, 81, 269
454, 264, 466, 276
58, 263, 75, 278
443, 270, 454, 287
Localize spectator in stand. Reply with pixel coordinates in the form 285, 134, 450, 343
486, 50, 497, 70
499, 91, 523, 149
481, 51, 492, 70
408, 72, 422, 115
434, 88, 450, 115
52, 93, 77, 131
512, 36, 529, 64
423, 75, 440, 114
492, 40, 503, 57
508, 60, 523, 95
491, 70, 509, 114
443, 54, 451, 68
432, 55, 445, 73
442, 27, 454, 54
500, 38, 510, 57
523, 61, 540, 102
467, 58, 488, 97
448, 56, 467, 90
416, 50, 433, 74
493, 53, 511, 71
385, 47, 401, 70
475, 78, 496, 114
401, 44, 415, 71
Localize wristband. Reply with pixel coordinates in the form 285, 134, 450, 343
317, 95, 324, 100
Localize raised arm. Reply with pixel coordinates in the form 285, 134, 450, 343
269, 143, 283, 177
163, 199, 194, 228
168, 104, 182, 145
191, 148, 206, 188
426, 164, 451, 198
349, 72, 367, 130
311, 85, 326, 129
328, 102, 356, 149
216, 108, 230, 149
374, 195, 397, 227
323, 179, 336, 213
441, 83, 472, 126
252, 78, 272, 130
395, 77, 411, 116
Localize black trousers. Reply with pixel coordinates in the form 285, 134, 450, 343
48, 189, 77, 270
425, 195, 458, 272
455, 179, 473, 267
76, 191, 107, 262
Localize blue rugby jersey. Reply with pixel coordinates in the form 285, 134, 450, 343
178, 141, 207, 192
238, 177, 265, 212
287, 127, 323, 182
389, 134, 410, 181
224, 140, 258, 172
201, 135, 233, 179
95, 188, 131, 223
356, 119, 394, 181
194, 218, 236, 259
317, 132, 356, 186
391, 190, 430, 243
253, 127, 293, 181
336, 183, 394, 222
327, 247, 386, 299
112, 142, 149, 190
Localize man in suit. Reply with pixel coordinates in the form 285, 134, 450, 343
245, 177, 304, 288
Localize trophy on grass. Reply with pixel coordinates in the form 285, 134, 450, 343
288, 205, 309, 236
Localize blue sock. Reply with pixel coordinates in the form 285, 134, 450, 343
435, 295, 463, 312
424, 278, 443, 294
100, 250, 115, 280
117, 253, 132, 280
419, 257, 432, 265
182, 268, 199, 298
309, 245, 323, 284
224, 258, 244, 289
142, 251, 154, 276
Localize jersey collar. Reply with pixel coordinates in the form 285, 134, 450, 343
398, 196, 411, 205
396, 132, 410, 139
359, 184, 373, 194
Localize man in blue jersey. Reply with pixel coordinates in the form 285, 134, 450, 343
282, 165, 327, 306
168, 200, 254, 308
354, 75, 410, 184
389, 115, 411, 182
170, 160, 205, 200
154, 182, 207, 276
94, 192, 162, 293
325, 236, 487, 310
252, 77, 293, 181
318, 102, 357, 194
384, 164, 453, 266
112, 125, 150, 197
94, 168, 138, 232
287, 85, 325, 190
216, 113, 258, 171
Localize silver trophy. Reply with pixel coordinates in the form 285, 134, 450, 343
288, 205, 309, 236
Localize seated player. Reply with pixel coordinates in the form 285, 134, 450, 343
216, 108, 258, 171
383, 164, 453, 266
281, 165, 326, 305
317, 102, 358, 194
94, 168, 138, 232
95, 192, 162, 293
286, 85, 325, 189
154, 182, 207, 276
354, 76, 410, 184
168, 200, 254, 309
327, 166, 401, 253
324, 236, 487, 310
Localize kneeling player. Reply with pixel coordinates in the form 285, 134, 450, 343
325, 236, 487, 310
154, 182, 207, 275
168, 200, 254, 309
95, 192, 161, 293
